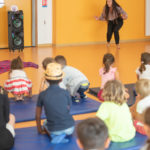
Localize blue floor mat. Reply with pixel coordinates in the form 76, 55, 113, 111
11, 127, 147, 150
10, 95, 101, 123
88, 83, 136, 106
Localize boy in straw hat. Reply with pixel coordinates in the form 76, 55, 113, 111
36, 63, 75, 144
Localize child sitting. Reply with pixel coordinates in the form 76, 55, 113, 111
76, 117, 110, 150
141, 107, 150, 150
96, 80, 135, 142
55, 55, 89, 102
36, 63, 75, 144
98, 53, 119, 101
136, 52, 150, 80
4, 56, 32, 101
132, 79, 150, 135
0, 91, 15, 149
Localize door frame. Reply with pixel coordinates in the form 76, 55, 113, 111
32, 0, 53, 46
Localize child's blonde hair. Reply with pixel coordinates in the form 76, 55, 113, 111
102, 80, 126, 105
135, 79, 150, 98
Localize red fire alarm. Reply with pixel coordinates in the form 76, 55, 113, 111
42, 0, 47, 7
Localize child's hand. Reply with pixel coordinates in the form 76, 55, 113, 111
95, 16, 99, 21
125, 91, 129, 99
39, 129, 47, 135
125, 88, 128, 92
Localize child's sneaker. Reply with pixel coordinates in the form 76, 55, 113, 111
80, 95, 87, 99
72, 96, 80, 103
51, 133, 69, 144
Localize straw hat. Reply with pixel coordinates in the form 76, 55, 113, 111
45, 63, 64, 80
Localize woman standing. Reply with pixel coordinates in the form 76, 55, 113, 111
96, 0, 128, 49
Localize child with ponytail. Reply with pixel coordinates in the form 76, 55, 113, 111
136, 52, 150, 80
98, 53, 119, 101
4, 56, 32, 101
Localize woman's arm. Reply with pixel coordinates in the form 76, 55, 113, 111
119, 7, 128, 20
95, 6, 106, 21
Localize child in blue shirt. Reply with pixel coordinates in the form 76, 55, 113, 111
36, 63, 75, 144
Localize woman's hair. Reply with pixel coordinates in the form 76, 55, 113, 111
139, 52, 150, 73
10, 56, 23, 70
42, 57, 54, 70
103, 53, 115, 74
102, 80, 126, 105
135, 79, 150, 98
144, 108, 150, 150
105, 0, 121, 20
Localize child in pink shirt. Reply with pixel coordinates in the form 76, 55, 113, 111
98, 53, 119, 101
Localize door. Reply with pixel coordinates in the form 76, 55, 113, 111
37, 0, 52, 45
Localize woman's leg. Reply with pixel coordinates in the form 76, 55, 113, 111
113, 18, 123, 49
107, 21, 114, 46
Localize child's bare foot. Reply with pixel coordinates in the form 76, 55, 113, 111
14, 94, 24, 101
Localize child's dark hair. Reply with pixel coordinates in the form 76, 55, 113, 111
11, 56, 23, 70
55, 55, 67, 67
139, 52, 150, 73
76, 117, 108, 150
42, 57, 54, 70
103, 53, 115, 74
46, 79, 62, 85
144, 107, 150, 150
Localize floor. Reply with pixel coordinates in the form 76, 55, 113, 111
0, 41, 150, 129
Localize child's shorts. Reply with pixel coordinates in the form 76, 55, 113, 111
133, 120, 146, 135
6, 123, 15, 137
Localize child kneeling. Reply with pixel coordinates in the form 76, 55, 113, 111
36, 63, 75, 144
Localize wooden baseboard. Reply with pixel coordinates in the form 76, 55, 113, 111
37, 44, 52, 47
53, 38, 150, 47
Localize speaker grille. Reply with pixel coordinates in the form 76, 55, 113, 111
8, 10, 24, 51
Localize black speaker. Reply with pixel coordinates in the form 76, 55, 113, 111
8, 10, 24, 52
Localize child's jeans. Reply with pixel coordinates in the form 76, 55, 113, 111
43, 120, 75, 144
77, 82, 89, 98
